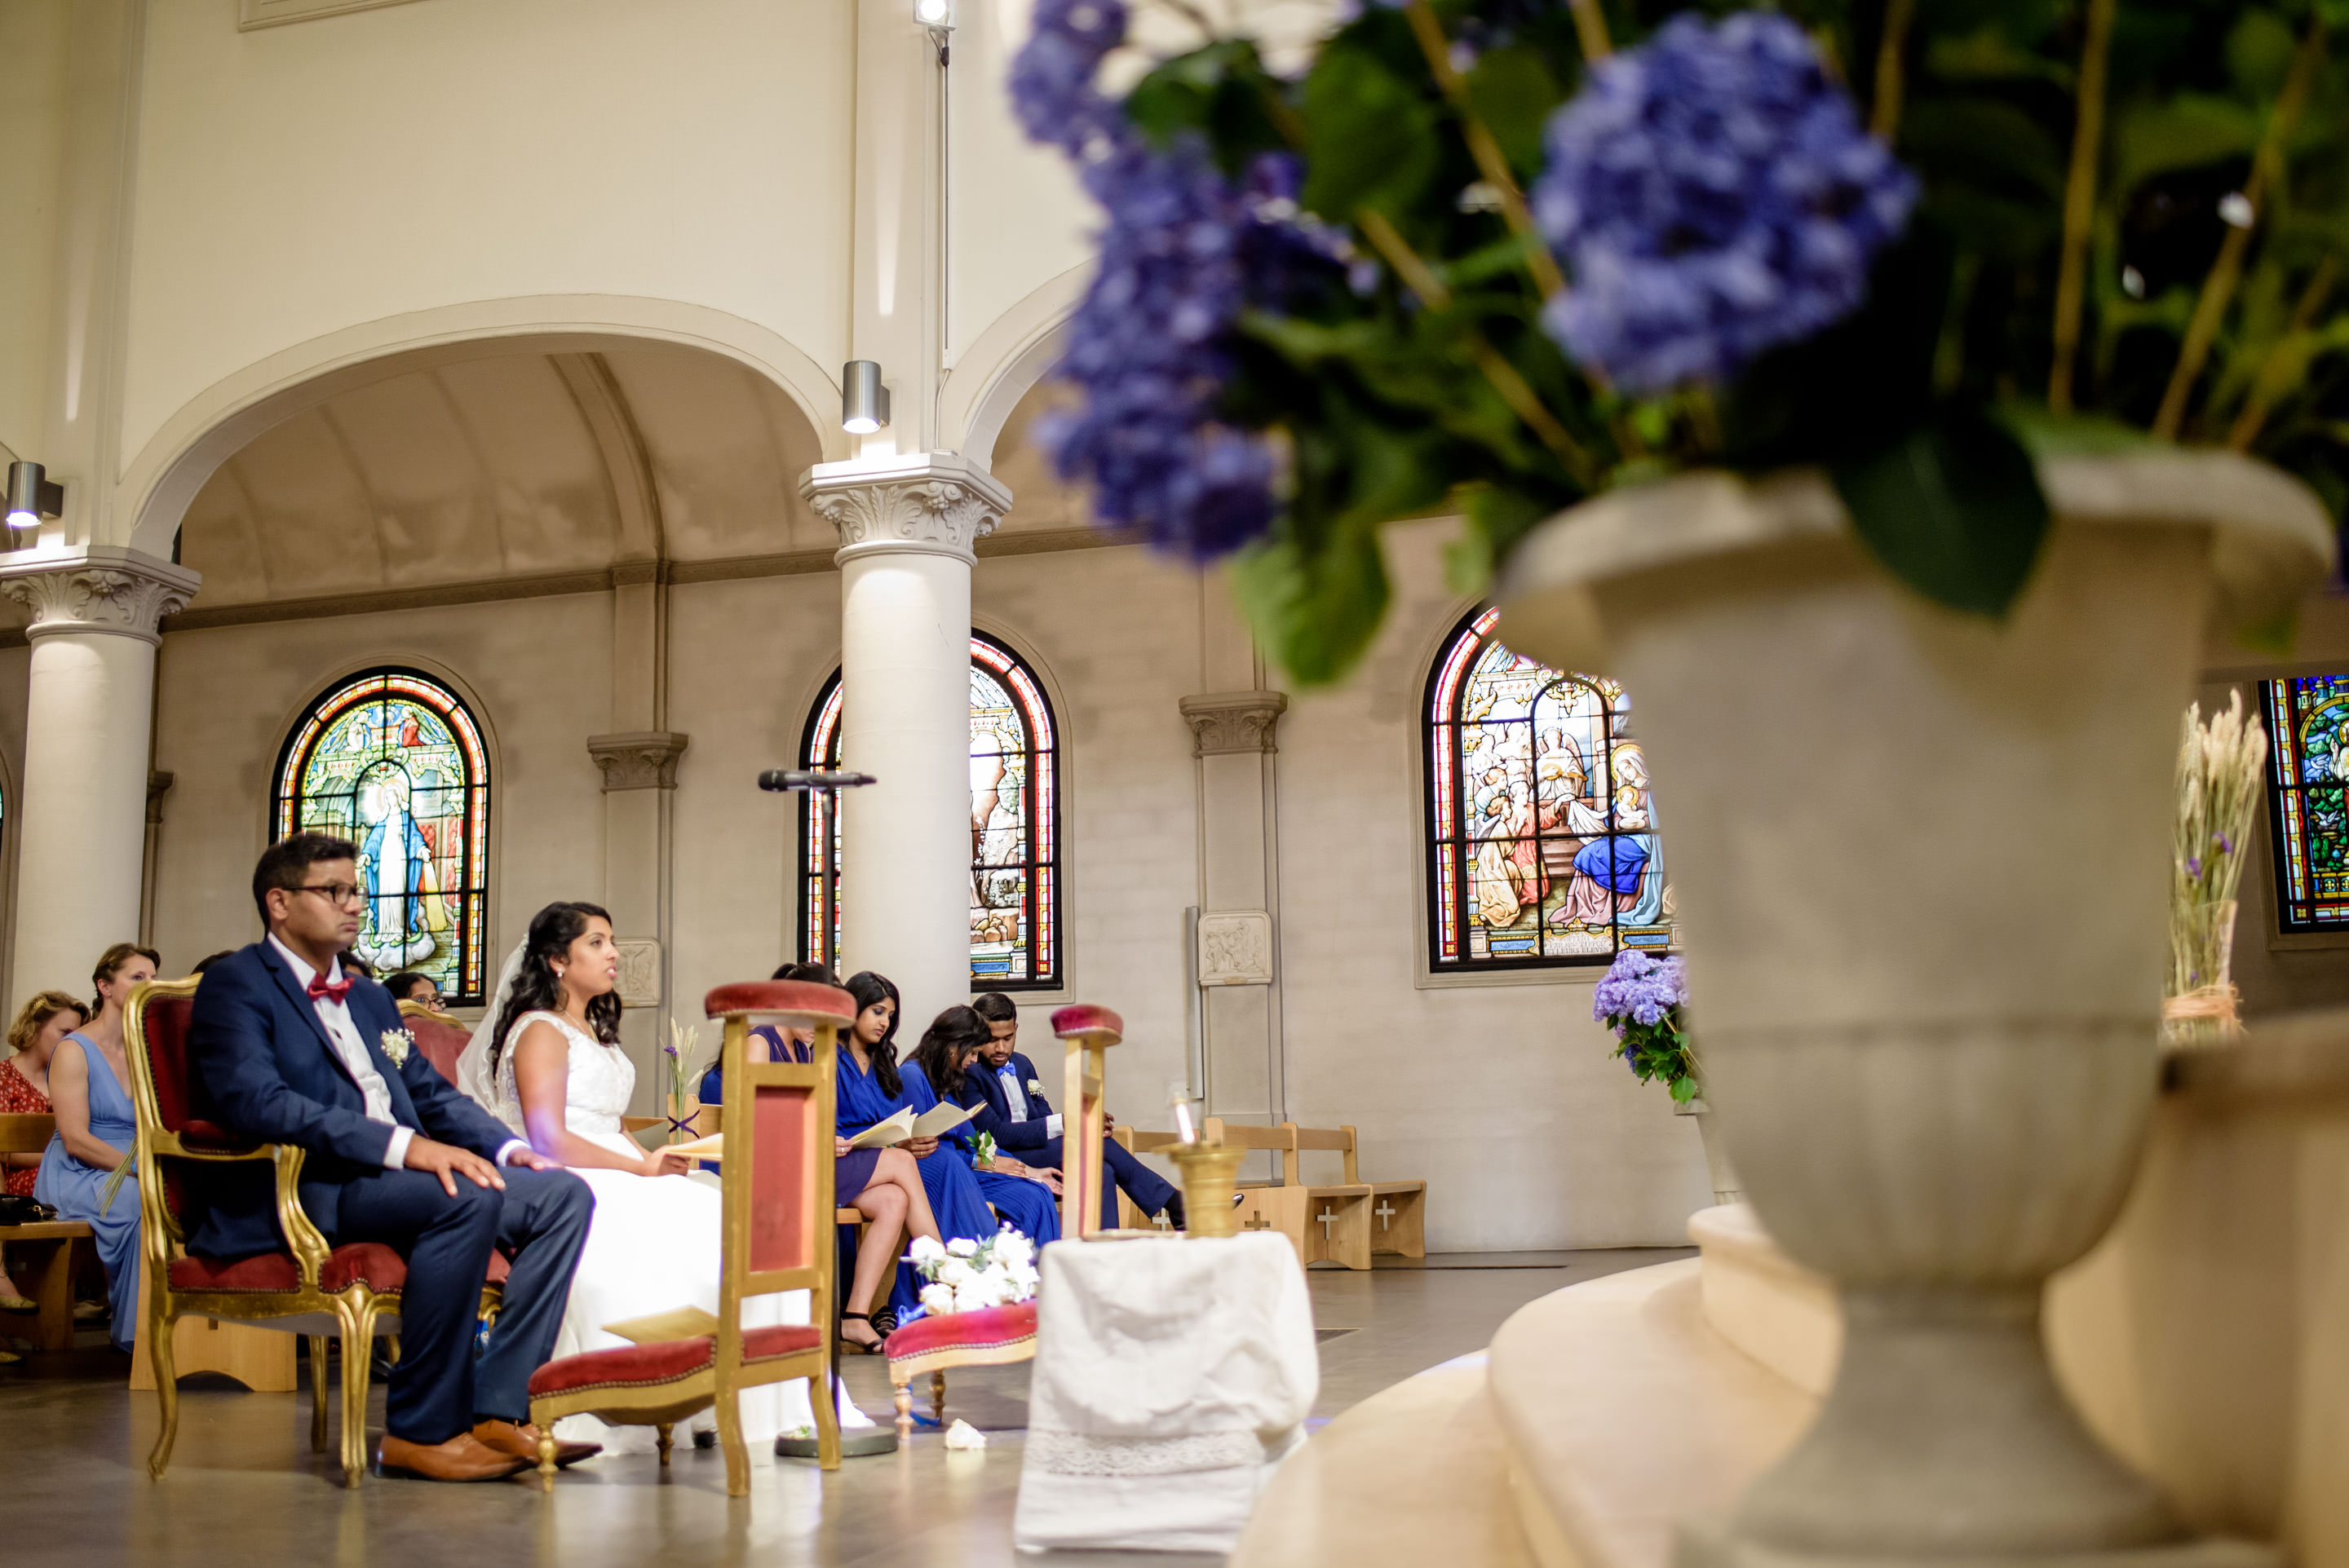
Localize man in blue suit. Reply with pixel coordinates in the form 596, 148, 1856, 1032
189, 833, 595, 1482
962, 993, 1182, 1230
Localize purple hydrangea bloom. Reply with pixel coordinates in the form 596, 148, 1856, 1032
1011, 4, 1339, 558
1529, 11, 1918, 394
1591, 948, 1688, 1031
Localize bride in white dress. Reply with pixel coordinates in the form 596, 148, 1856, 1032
456, 900, 876, 1453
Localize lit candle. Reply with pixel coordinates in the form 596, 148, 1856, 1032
1169, 1080, 1197, 1145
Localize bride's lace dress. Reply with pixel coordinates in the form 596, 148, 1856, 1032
492, 1010, 873, 1449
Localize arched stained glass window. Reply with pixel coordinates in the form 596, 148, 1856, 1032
1426, 607, 1672, 971
801, 632, 1062, 987
2261, 674, 2349, 930
273, 669, 492, 1004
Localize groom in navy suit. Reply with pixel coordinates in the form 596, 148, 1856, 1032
189, 833, 595, 1482
964, 993, 1182, 1230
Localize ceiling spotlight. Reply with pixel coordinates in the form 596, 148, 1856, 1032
914, 0, 952, 25
841, 361, 891, 436
6, 461, 62, 531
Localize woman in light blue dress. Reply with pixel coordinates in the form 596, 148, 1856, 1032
36, 943, 158, 1351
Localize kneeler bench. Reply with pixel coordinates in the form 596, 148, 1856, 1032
883, 1301, 1038, 1440
1109, 1120, 1423, 1270
0, 1217, 95, 1352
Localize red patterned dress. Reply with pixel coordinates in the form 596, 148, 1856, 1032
0, 1058, 50, 1196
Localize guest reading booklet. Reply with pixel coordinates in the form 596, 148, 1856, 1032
664, 1101, 975, 1162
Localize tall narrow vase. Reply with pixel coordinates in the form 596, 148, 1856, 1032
1497, 452, 2331, 1568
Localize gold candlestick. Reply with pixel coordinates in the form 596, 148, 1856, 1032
1168, 1142, 1245, 1238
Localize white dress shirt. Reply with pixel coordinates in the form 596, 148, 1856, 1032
999, 1062, 1062, 1139
268, 936, 525, 1169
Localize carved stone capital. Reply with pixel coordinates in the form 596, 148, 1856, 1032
799, 453, 1012, 565
1179, 691, 1289, 757
0, 546, 201, 646
587, 731, 689, 791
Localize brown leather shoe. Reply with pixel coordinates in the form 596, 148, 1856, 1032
473, 1418, 601, 1469
374, 1431, 533, 1482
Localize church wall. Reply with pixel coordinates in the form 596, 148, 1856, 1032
144, 593, 614, 988
121, 0, 855, 464
0, 0, 69, 465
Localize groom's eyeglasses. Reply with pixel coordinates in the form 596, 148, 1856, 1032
296, 882, 365, 908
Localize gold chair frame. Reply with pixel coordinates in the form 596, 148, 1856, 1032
527, 998, 843, 1493
126, 976, 499, 1486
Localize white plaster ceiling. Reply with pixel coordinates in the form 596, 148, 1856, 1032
170, 344, 1099, 612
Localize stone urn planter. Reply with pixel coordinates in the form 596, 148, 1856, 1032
1496, 451, 2332, 1568
1674, 1096, 1743, 1208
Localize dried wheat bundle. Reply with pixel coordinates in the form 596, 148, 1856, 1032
2165, 691, 2267, 1044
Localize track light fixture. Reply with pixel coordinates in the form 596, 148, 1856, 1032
6, 462, 62, 531
841, 361, 891, 436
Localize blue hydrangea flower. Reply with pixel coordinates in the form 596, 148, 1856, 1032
1529, 11, 1918, 394
1011, 3, 1339, 559
1591, 948, 1687, 1031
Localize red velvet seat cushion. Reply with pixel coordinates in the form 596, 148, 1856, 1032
527, 1323, 825, 1398
170, 1244, 511, 1295
884, 1302, 1038, 1365
703, 980, 856, 1027
170, 1242, 408, 1295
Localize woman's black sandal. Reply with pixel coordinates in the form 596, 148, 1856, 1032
838, 1310, 884, 1355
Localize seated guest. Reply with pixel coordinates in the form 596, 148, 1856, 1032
0, 992, 86, 1311
35, 944, 158, 1350
189, 834, 592, 1482
384, 971, 445, 1011
697, 961, 835, 1107
906, 1005, 1064, 1247
833, 974, 1055, 1317
965, 992, 1183, 1230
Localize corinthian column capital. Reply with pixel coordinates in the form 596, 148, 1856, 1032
800, 453, 1012, 566
0, 546, 201, 646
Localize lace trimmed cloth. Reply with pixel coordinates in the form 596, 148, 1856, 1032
1012, 1230, 1317, 1554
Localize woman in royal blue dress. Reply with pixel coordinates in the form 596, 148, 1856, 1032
904, 1005, 1064, 1246
37, 943, 161, 1351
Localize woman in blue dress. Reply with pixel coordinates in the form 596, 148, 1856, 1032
904, 1005, 1064, 1246
37, 943, 159, 1351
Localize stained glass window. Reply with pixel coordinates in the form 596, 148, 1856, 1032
2261, 675, 2349, 931
801, 633, 1061, 987
1426, 607, 1672, 970
272, 669, 491, 1004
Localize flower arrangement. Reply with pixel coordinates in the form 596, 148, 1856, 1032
1015, 1, 2349, 682
908, 1228, 1040, 1318
661, 1018, 713, 1143
2166, 691, 2269, 1044
1592, 947, 1696, 1102
378, 1027, 414, 1068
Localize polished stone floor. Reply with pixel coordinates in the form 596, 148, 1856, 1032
0, 1249, 1688, 1568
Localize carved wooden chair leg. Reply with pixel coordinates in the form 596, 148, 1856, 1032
537, 1429, 558, 1491
145, 1294, 179, 1480
894, 1380, 914, 1441
814, 1373, 842, 1471
931, 1370, 947, 1429
656, 1423, 674, 1466
307, 1336, 331, 1451
336, 1295, 374, 1488
717, 1387, 750, 1497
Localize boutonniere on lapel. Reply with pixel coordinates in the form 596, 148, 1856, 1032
1028, 1079, 1046, 1099
379, 1028, 415, 1067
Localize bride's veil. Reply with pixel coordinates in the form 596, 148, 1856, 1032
456, 940, 530, 1112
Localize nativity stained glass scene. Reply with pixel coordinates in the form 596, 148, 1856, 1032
1427, 608, 1671, 970
803, 632, 1061, 987
273, 668, 491, 1003
2262, 674, 2349, 931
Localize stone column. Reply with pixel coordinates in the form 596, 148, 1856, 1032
587, 730, 686, 1110
139, 770, 173, 950
1181, 690, 1289, 1146
802, 454, 1010, 1037
0, 548, 198, 1010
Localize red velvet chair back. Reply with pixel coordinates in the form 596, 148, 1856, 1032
706, 982, 852, 1292
397, 1003, 473, 1085
126, 981, 219, 1231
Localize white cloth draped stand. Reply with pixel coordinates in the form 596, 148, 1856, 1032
1014, 1231, 1318, 1554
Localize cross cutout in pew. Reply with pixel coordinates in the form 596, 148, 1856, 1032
1317, 1208, 1338, 1238
1242, 1214, 1272, 1232
1152, 1210, 1173, 1230
1375, 1199, 1396, 1229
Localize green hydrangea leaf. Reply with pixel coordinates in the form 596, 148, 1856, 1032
1229, 528, 1391, 687
1299, 43, 1439, 220
1830, 408, 2051, 619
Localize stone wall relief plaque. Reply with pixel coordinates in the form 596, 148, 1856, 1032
614, 939, 662, 1009
1196, 910, 1275, 987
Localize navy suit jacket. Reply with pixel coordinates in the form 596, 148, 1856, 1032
956, 1050, 1057, 1154
186, 940, 518, 1258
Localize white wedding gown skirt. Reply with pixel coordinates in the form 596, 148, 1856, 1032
490, 1011, 874, 1453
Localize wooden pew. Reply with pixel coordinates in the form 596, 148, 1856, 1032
0, 1113, 95, 1352
1200, 1119, 1427, 1270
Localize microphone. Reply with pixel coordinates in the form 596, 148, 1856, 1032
758, 769, 879, 792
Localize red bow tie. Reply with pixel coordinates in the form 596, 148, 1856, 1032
307, 973, 354, 1005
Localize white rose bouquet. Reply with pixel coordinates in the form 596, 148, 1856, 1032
907, 1227, 1040, 1319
